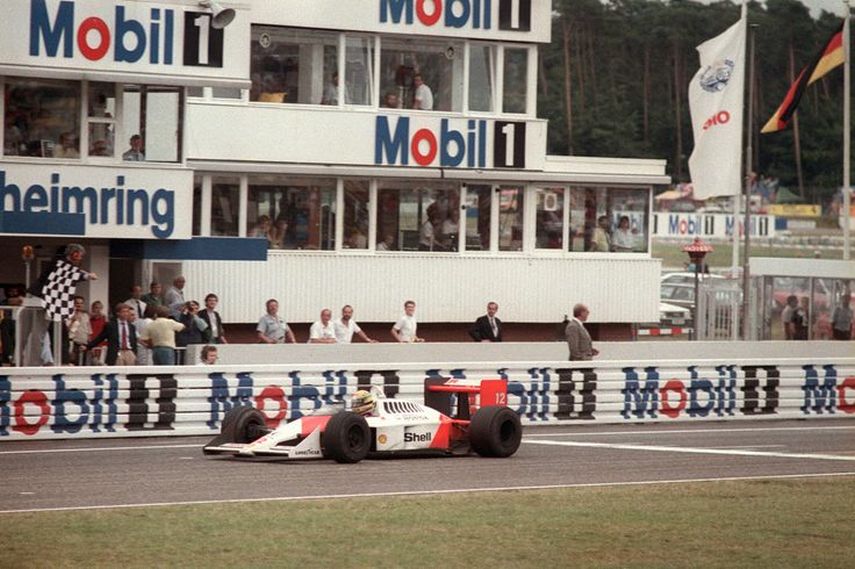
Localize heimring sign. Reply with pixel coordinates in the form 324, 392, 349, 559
0, 163, 193, 240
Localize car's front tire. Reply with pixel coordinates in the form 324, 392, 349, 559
223, 406, 266, 443
322, 412, 370, 463
470, 406, 522, 458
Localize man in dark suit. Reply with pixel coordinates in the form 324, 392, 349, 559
86, 303, 137, 365
469, 301, 503, 342
199, 293, 227, 343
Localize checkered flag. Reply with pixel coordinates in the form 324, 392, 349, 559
41, 260, 86, 322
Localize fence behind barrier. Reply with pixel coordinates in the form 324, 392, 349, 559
1, 353, 854, 440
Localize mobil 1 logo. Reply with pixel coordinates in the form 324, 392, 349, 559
183, 12, 225, 67
499, 0, 531, 31
493, 121, 526, 168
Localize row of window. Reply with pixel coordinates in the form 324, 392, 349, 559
193, 176, 651, 254
2, 77, 182, 162
191, 26, 533, 115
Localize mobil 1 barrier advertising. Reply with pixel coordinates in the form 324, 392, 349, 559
0, 163, 192, 239
0, 0, 249, 84
652, 212, 776, 239
2, 358, 852, 440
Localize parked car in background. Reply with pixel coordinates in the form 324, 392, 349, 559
659, 301, 691, 327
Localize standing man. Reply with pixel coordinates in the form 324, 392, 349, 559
141, 281, 164, 309
781, 295, 799, 340
469, 302, 503, 342
309, 308, 338, 344
831, 296, 853, 341
412, 73, 434, 110
335, 305, 377, 344
200, 293, 227, 344
140, 306, 185, 365
85, 303, 138, 366
590, 216, 611, 252
164, 276, 186, 317
391, 300, 424, 343
257, 299, 296, 344
566, 303, 599, 361
122, 134, 145, 161
22, 243, 98, 366
124, 285, 147, 320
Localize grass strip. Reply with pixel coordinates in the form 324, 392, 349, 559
3, 477, 853, 569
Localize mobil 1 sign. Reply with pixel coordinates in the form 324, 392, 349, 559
374, 115, 528, 169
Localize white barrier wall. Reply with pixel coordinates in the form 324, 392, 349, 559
2, 346, 853, 440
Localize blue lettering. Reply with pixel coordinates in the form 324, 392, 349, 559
440, 119, 465, 167
207, 372, 254, 428
801, 365, 837, 415
0, 172, 22, 211
446, 0, 471, 28
50, 374, 89, 434
375, 115, 410, 165
380, 0, 414, 24
150, 188, 174, 238
0, 375, 9, 436
621, 366, 660, 419
114, 6, 146, 63
288, 371, 321, 420
30, 0, 74, 58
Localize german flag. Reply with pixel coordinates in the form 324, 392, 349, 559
762, 21, 845, 134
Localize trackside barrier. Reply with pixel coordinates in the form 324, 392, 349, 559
1, 355, 854, 440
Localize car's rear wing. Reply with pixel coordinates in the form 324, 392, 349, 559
424, 377, 508, 420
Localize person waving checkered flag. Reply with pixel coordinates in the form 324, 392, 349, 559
41, 259, 87, 322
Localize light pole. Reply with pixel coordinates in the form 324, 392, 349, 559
682, 237, 714, 340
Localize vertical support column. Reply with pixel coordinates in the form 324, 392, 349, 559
368, 179, 378, 249
200, 174, 212, 236
335, 178, 345, 251
238, 175, 248, 238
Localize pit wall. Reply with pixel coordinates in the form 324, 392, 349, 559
2, 350, 854, 440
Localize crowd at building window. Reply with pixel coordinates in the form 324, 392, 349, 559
245, 26, 523, 114
191, 175, 651, 255
2, 77, 182, 163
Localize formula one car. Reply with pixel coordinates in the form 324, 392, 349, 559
203, 377, 522, 463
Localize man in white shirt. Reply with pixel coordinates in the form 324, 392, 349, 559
391, 300, 424, 343
413, 74, 434, 110
309, 308, 338, 344
164, 275, 186, 317
123, 285, 147, 319
334, 305, 377, 344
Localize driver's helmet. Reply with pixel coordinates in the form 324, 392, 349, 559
351, 390, 376, 416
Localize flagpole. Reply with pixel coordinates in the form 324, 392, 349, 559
844, 0, 851, 260
732, 1, 749, 274
742, 22, 756, 341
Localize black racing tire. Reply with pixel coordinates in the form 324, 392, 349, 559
224, 406, 266, 443
470, 406, 522, 458
322, 412, 370, 463
220, 406, 243, 432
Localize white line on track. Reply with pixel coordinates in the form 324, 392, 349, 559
523, 425, 855, 437
523, 439, 855, 462
0, 444, 199, 455
2, 471, 854, 515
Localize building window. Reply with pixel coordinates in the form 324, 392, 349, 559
377, 181, 460, 251
380, 37, 464, 112
87, 82, 116, 158
248, 177, 336, 250
343, 180, 370, 250
498, 186, 524, 251
250, 26, 338, 105
503, 47, 528, 114
464, 184, 492, 251
212, 178, 241, 236
345, 36, 375, 106
469, 44, 495, 112
3, 78, 80, 158
122, 85, 182, 162
535, 187, 564, 250
569, 187, 650, 253
211, 87, 242, 99
192, 179, 202, 236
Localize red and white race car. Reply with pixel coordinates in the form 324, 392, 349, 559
203, 377, 522, 463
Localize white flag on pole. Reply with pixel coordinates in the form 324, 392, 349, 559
688, 17, 747, 200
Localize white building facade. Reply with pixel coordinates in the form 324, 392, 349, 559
2, 0, 668, 341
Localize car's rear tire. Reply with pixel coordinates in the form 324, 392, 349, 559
322, 412, 370, 463
223, 406, 266, 443
470, 406, 522, 458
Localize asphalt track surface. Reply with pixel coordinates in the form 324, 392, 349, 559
2, 419, 855, 513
